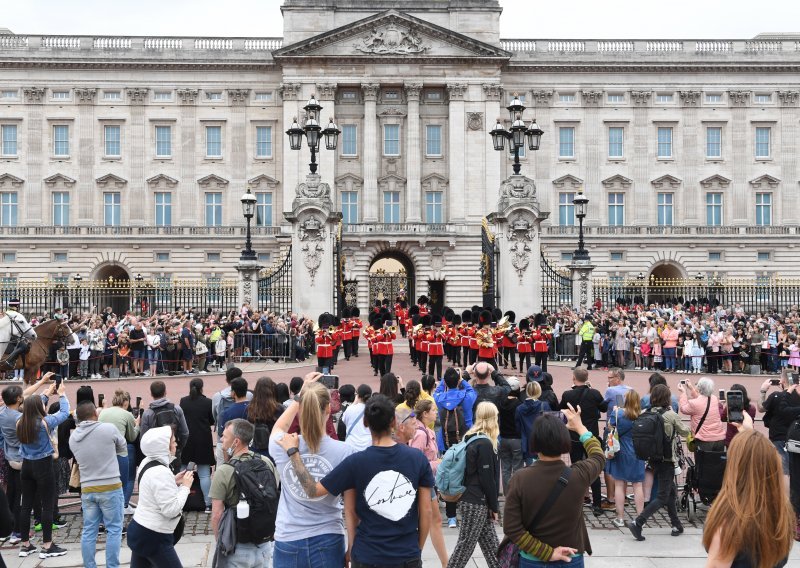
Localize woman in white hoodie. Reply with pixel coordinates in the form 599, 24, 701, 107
127, 426, 193, 567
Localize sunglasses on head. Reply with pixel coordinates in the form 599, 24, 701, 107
401, 412, 416, 424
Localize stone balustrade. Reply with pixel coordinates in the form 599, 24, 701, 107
541, 225, 797, 236
2, 225, 283, 236
342, 222, 473, 235
500, 38, 800, 57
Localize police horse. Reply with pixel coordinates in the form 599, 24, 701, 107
0, 311, 70, 384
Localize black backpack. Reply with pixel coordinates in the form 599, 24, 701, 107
441, 405, 467, 449
229, 456, 279, 544
632, 408, 671, 462
249, 422, 271, 453
152, 403, 178, 429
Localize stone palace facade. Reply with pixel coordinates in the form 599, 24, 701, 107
1, 0, 800, 312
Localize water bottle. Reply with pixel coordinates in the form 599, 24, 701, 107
236, 499, 250, 519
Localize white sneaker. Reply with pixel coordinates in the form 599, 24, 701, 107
124, 505, 136, 515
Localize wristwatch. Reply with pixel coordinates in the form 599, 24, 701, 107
286, 447, 299, 457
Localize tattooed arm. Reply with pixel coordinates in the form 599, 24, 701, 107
277, 432, 329, 498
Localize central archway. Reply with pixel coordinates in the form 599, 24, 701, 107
646, 261, 686, 305
91, 262, 131, 316
368, 252, 415, 307
648, 261, 684, 280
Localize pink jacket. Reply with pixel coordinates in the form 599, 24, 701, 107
409, 421, 439, 475
661, 328, 679, 349
679, 393, 726, 442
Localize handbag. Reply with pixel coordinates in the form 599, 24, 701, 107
687, 396, 711, 453
69, 461, 81, 492
497, 466, 573, 568
195, 341, 208, 355
604, 409, 621, 459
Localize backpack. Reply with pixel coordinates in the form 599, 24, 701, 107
632, 408, 671, 462
152, 403, 178, 429
216, 395, 236, 436
435, 434, 488, 502
441, 405, 467, 449
786, 417, 800, 454
228, 456, 279, 544
250, 422, 271, 453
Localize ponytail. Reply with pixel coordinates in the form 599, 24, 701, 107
299, 382, 330, 453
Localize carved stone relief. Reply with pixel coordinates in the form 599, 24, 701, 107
354, 24, 429, 55
430, 247, 445, 271
125, 88, 149, 104
778, 90, 799, 106
279, 83, 302, 101
507, 213, 535, 283
295, 173, 331, 199
679, 90, 701, 107
581, 90, 604, 106
447, 83, 467, 101
177, 89, 199, 104
630, 90, 651, 105
316, 83, 337, 100
531, 90, 554, 106
728, 90, 750, 106
227, 89, 251, 104
23, 87, 46, 104
74, 88, 97, 104
299, 215, 326, 285
482, 84, 502, 101
499, 176, 535, 200
466, 112, 483, 131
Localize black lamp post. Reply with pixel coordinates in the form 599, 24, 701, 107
572, 191, 590, 261
287, 94, 340, 174
240, 187, 257, 261
489, 93, 543, 175
133, 273, 144, 314
72, 274, 82, 312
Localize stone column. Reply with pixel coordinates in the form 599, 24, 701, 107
177, 88, 198, 225
530, 90, 553, 213
280, 83, 302, 218
631, 90, 651, 225
729, 91, 750, 225
447, 83, 467, 222
488, 175, 549, 315
285, 175, 342, 317
482, 84, 502, 219
235, 258, 263, 309
316, 83, 337, 188
23, 87, 45, 225
778, 91, 799, 224
581, 90, 604, 225
361, 83, 379, 222
679, 90, 701, 225
228, 89, 250, 226
569, 261, 596, 311
404, 83, 422, 222
126, 88, 149, 225
75, 88, 97, 224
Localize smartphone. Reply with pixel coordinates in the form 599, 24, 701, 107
791, 373, 799, 386
321, 374, 339, 390
547, 411, 568, 424
98, 393, 105, 407
679, 379, 687, 385
718, 389, 725, 400
321, 367, 330, 375
770, 378, 781, 386
186, 461, 197, 472
53, 374, 63, 387
132, 408, 140, 418
726, 390, 745, 423
136, 396, 142, 409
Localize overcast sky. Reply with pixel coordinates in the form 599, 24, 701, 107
3, 0, 798, 39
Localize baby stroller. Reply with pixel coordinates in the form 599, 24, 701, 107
678, 442, 727, 522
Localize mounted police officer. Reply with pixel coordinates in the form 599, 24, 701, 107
1, 298, 37, 370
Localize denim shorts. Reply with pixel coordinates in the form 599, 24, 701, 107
772, 440, 789, 475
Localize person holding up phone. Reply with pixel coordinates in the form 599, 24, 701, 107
719, 384, 756, 447
759, 370, 800, 481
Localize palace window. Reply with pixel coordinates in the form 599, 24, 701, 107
155, 192, 171, 226
1, 125, 17, 156
657, 192, 673, 226
341, 191, 358, 224
0, 192, 17, 226
104, 125, 121, 157
755, 127, 771, 158
608, 192, 624, 225
255, 126, 272, 158
425, 191, 443, 223
383, 124, 400, 156
53, 125, 70, 157
255, 192, 272, 227
657, 127, 673, 158
341, 124, 357, 156
656, 94, 674, 103
608, 127, 624, 158
205, 193, 222, 226
706, 127, 722, 158
706, 193, 723, 226
104, 192, 121, 226
206, 126, 222, 157
426, 125, 442, 156
558, 192, 575, 226
755, 193, 772, 226
383, 191, 400, 223
155, 126, 172, 157
53, 192, 70, 226
558, 127, 574, 158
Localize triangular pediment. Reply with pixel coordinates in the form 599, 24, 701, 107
248, 174, 280, 189
95, 173, 128, 188
274, 10, 510, 62
146, 174, 178, 188
43, 173, 76, 187
552, 175, 584, 189
197, 174, 229, 188
749, 174, 780, 188
421, 173, 448, 191
651, 174, 682, 188
601, 174, 633, 188
0, 173, 24, 188
700, 174, 731, 188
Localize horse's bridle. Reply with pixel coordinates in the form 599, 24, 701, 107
8, 313, 34, 340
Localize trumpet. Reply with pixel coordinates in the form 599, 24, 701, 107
328, 325, 336, 334
496, 315, 511, 332
476, 329, 494, 349
413, 323, 423, 333
388, 325, 398, 333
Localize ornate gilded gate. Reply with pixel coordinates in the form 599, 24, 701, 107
540, 252, 573, 311
369, 269, 408, 305
481, 218, 499, 309
257, 249, 292, 314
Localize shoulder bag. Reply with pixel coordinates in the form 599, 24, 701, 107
686, 396, 711, 453
604, 408, 621, 459
497, 466, 573, 568
138, 460, 186, 544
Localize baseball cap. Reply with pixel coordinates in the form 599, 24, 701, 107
526, 365, 543, 382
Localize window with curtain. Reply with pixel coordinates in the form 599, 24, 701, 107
706, 127, 722, 158
155, 126, 171, 157
341, 125, 357, 156
206, 126, 222, 157
256, 192, 272, 226
426, 125, 442, 156
755, 127, 771, 158
1, 125, 17, 156
205, 193, 222, 226
383, 124, 400, 156
155, 192, 172, 226
104, 192, 121, 226
53, 125, 69, 156
657, 127, 672, 158
608, 127, 624, 158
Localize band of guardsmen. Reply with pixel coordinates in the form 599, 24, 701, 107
312, 296, 553, 381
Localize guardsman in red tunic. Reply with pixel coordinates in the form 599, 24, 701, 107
533, 318, 552, 372
367, 313, 380, 375
350, 307, 362, 358
468, 310, 480, 365
341, 307, 354, 361
417, 295, 429, 319
407, 305, 420, 365
500, 310, 518, 370
330, 317, 343, 371
315, 313, 335, 372
417, 315, 431, 373
377, 316, 396, 376
427, 315, 445, 380
516, 318, 533, 373
477, 310, 497, 366
395, 299, 408, 338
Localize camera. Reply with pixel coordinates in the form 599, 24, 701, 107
725, 390, 745, 423
320, 374, 339, 390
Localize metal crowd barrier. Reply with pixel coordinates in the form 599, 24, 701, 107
230, 332, 304, 362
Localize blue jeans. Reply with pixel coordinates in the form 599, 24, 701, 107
117, 455, 129, 507
520, 554, 584, 567
273, 533, 345, 568
81, 488, 124, 568
181, 463, 212, 507
125, 444, 136, 506
663, 347, 676, 370
226, 542, 273, 568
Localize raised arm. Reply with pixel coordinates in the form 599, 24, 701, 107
275, 432, 329, 498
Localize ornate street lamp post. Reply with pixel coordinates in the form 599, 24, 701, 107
489, 93, 544, 175
572, 191, 590, 262
240, 187, 257, 262
286, 94, 340, 174
72, 274, 82, 313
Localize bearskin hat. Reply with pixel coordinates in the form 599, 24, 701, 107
421, 314, 432, 327
503, 310, 516, 323
368, 312, 380, 326
431, 313, 442, 326
534, 313, 547, 327
519, 318, 530, 331
444, 308, 455, 322
351, 306, 360, 317
453, 314, 462, 325
462, 309, 473, 323
411, 314, 421, 326
471, 310, 481, 325
409, 304, 420, 317
480, 310, 493, 326
342, 306, 351, 318
400, 300, 408, 309
418, 295, 429, 306
319, 313, 333, 328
